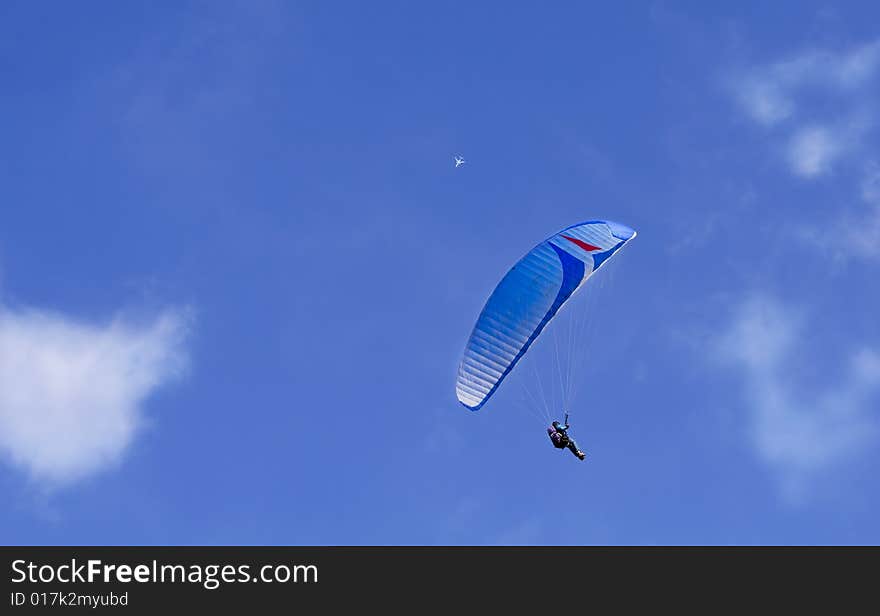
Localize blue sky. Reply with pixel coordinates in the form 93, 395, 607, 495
2, 1, 879, 545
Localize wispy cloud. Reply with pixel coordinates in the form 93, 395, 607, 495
730, 39, 880, 258
733, 40, 880, 126
71, 1, 290, 190
716, 296, 880, 501
493, 518, 544, 545
804, 161, 880, 262
785, 125, 843, 177
0, 306, 191, 486
786, 114, 875, 178
844, 162, 880, 258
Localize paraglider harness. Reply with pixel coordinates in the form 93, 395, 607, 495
551, 414, 572, 447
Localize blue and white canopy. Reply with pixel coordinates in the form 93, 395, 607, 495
456, 220, 636, 410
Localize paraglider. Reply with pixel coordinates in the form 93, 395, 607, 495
455, 219, 636, 458
548, 414, 585, 460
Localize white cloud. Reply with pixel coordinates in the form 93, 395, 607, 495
844, 163, 880, 258
493, 518, 544, 545
853, 348, 880, 384
786, 125, 842, 177
731, 40, 880, 260
737, 74, 797, 126
717, 296, 880, 499
734, 40, 880, 126
837, 41, 880, 87
0, 306, 191, 485
863, 162, 880, 203
785, 115, 874, 178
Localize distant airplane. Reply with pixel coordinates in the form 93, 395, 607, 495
454, 155, 465, 168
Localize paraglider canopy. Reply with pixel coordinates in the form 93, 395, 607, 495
456, 220, 636, 411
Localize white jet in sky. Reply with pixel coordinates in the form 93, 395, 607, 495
454, 155, 465, 168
